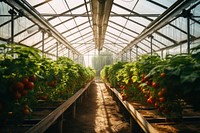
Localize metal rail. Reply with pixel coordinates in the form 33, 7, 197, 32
118, 0, 198, 55
3, 0, 81, 55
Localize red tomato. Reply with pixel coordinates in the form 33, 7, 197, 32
29, 75, 37, 82
14, 82, 24, 91
154, 102, 159, 108
25, 82, 35, 90
147, 98, 153, 104
146, 80, 152, 86
144, 94, 149, 99
24, 104, 29, 110
160, 73, 166, 78
152, 81, 159, 88
47, 80, 56, 87
23, 108, 30, 115
159, 97, 165, 102
158, 91, 164, 97
161, 87, 167, 93
148, 90, 151, 95
21, 77, 29, 84
21, 90, 28, 96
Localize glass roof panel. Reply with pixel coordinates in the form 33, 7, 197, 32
153, 0, 176, 7
27, 0, 46, 6
159, 24, 187, 43
122, 28, 138, 38
1, 0, 200, 58
55, 24, 68, 33
112, 4, 131, 14
65, 0, 84, 9
48, 1, 68, 14
49, 18, 62, 26
21, 32, 43, 46
129, 17, 151, 27
35, 3, 54, 14
125, 20, 145, 34
0, 24, 11, 39
74, 17, 88, 26
71, 5, 86, 14
109, 16, 127, 26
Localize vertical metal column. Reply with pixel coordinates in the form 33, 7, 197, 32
149, 35, 153, 55
42, 30, 45, 57
72, 52, 74, 60
182, 9, 192, 54
8, 8, 17, 44
161, 50, 163, 59
68, 49, 70, 58
129, 49, 132, 62
136, 45, 138, 60
126, 51, 127, 61
187, 11, 191, 54
56, 42, 59, 60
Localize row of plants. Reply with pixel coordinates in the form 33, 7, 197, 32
0, 44, 95, 124
101, 45, 200, 120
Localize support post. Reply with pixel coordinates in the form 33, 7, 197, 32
129, 49, 132, 62
58, 114, 63, 133
187, 12, 191, 54
182, 9, 192, 54
161, 50, 163, 59
136, 45, 138, 60
56, 42, 59, 60
8, 8, 16, 44
68, 49, 70, 58
126, 51, 127, 61
130, 116, 141, 133
73, 102, 76, 119
148, 35, 154, 55
42, 30, 45, 57
79, 95, 83, 104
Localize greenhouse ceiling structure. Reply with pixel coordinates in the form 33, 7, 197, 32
0, 0, 200, 63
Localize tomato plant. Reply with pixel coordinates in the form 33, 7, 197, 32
0, 44, 96, 124
101, 45, 200, 119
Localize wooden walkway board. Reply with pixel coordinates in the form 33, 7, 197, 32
25, 79, 94, 133
105, 83, 200, 133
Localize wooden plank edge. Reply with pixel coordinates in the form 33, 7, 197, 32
104, 83, 159, 133
25, 79, 94, 133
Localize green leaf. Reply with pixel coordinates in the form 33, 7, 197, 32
181, 72, 199, 84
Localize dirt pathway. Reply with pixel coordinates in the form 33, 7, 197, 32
63, 81, 130, 133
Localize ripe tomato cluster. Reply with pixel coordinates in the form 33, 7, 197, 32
140, 73, 172, 115
118, 71, 182, 118
12, 75, 36, 100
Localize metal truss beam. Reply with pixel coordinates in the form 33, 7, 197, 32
118, 0, 198, 55
3, 0, 81, 55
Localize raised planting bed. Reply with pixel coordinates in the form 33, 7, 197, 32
0, 79, 94, 133
105, 82, 200, 133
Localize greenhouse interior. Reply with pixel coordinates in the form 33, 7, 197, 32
0, 0, 200, 132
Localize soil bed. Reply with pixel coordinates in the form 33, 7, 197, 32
63, 81, 130, 133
